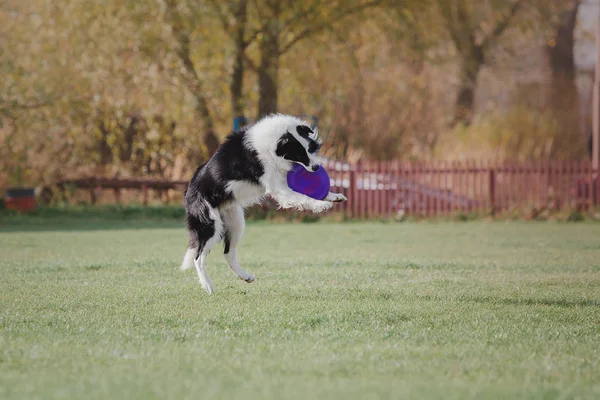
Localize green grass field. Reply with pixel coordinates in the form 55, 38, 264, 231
1, 218, 599, 399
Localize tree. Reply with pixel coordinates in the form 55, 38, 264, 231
208, 0, 253, 120
162, 0, 219, 155
246, 0, 383, 118
545, 0, 583, 156
435, 0, 527, 126
547, 0, 580, 80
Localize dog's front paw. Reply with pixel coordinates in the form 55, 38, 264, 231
326, 193, 347, 203
241, 274, 255, 283
311, 201, 333, 214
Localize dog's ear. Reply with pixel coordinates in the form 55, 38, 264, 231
296, 125, 314, 139
313, 127, 320, 142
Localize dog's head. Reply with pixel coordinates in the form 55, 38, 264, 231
275, 124, 322, 172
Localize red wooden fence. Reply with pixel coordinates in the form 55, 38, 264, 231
322, 159, 599, 218
50, 160, 600, 218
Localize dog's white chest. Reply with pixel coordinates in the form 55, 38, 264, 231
226, 181, 265, 207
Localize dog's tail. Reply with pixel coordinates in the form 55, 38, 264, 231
180, 248, 196, 271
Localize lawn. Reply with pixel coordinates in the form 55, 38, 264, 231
1, 218, 599, 399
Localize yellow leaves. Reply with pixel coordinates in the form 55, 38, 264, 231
412, 74, 427, 90
0, 0, 586, 188
443, 105, 583, 161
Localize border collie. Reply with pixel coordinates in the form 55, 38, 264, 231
180, 113, 347, 294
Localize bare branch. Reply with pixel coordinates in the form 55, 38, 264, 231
0, 100, 50, 110
207, 0, 258, 50
163, 0, 214, 131
243, 28, 261, 49
207, 0, 232, 32
280, 0, 382, 55
278, 1, 323, 38
438, 1, 476, 53
243, 52, 259, 72
250, 0, 270, 32
481, 0, 525, 50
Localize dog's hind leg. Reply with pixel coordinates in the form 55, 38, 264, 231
180, 247, 196, 271
194, 246, 216, 294
221, 205, 255, 283
187, 203, 222, 294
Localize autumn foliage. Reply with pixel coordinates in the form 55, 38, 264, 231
0, 0, 587, 191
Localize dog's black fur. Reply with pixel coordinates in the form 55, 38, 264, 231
184, 128, 261, 258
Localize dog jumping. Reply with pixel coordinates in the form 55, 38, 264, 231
180, 113, 347, 294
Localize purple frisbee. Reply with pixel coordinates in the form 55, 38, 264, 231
287, 164, 330, 200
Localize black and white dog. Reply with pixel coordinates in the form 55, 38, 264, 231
180, 113, 347, 294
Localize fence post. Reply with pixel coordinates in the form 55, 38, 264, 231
351, 163, 359, 220
489, 168, 496, 216
347, 166, 353, 219
114, 188, 121, 204
142, 183, 149, 206
591, 162, 600, 207
92, 181, 102, 205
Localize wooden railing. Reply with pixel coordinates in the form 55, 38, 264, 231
324, 160, 599, 218
46, 177, 188, 205
47, 160, 599, 218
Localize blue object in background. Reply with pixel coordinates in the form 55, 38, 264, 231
310, 115, 318, 130
233, 116, 248, 131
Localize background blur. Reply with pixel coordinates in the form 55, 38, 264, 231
0, 0, 597, 214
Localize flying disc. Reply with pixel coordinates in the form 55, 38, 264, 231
287, 164, 330, 200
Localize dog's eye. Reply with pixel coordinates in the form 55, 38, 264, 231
308, 140, 321, 154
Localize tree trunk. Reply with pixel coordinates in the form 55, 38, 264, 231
548, 0, 579, 81
546, 0, 582, 157
119, 114, 143, 162
164, 0, 218, 155
97, 120, 113, 165
230, 0, 247, 119
193, 94, 214, 133
452, 46, 484, 127
257, 19, 280, 119
192, 91, 218, 157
